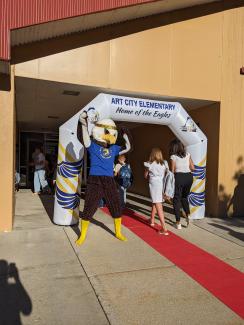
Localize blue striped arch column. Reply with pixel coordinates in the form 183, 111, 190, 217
189, 155, 206, 219
53, 141, 83, 225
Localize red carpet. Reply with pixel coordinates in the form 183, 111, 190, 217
101, 207, 244, 319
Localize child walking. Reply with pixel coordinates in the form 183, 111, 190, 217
144, 148, 169, 236
114, 154, 133, 209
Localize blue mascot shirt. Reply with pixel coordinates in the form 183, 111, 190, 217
88, 141, 121, 176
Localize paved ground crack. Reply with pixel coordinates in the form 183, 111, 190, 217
63, 227, 111, 325
88, 264, 176, 279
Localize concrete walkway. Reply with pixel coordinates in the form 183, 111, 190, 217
0, 190, 243, 324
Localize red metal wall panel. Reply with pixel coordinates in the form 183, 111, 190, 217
0, 0, 156, 61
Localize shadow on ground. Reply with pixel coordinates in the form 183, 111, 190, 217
38, 191, 176, 237
208, 223, 244, 242
39, 194, 55, 224
218, 156, 244, 219
127, 193, 174, 215
0, 260, 32, 325
37, 189, 244, 245
71, 213, 115, 238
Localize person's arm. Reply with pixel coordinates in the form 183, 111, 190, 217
114, 164, 120, 177
144, 168, 149, 180
45, 160, 50, 174
119, 134, 131, 155
189, 156, 195, 171
119, 127, 132, 155
171, 159, 176, 173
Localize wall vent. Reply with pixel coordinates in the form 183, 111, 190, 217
48, 116, 59, 119
62, 90, 80, 96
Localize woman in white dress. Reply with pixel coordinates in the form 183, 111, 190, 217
144, 148, 169, 236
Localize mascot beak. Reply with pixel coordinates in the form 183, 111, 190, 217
102, 133, 116, 144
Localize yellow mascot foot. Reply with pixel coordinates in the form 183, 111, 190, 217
75, 236, 85, 246
114, 217, 127, 242
75, 220, 90, 246
115, 233, 127, 241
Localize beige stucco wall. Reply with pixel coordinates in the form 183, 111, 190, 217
218, 7, 244, 217
12, 5, 244, 217
15, 11, 223, 101
0, 67, 15, 231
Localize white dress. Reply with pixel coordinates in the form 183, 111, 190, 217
144, 161, 167, 203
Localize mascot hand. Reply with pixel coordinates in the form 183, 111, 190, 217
79, 112, 88, 126
119, 126, 132, 154
120, 126, 130, 137
121, 127, 132, 143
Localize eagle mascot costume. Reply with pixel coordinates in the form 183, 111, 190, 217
76, 111, 132, 245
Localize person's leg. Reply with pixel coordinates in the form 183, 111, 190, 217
173, 174, 183, 228
34, 170, 41, 193
181, 173, 193, 226
118, 186, 125, 208
76, 176, 102, 245
123, 187, 127, 205
104, 178, 127, 241
155, 202, 168, 234
38, 169, 49, 192
150, 203, 156, 225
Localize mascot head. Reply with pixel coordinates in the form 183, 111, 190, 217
92, 119, 118, 145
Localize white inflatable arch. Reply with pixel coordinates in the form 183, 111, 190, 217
54, 93, 207, 225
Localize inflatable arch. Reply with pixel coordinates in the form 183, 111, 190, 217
54, 93, 207, 226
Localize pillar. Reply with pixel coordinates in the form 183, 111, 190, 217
0, 67, 15, 231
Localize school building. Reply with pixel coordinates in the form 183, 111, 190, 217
0, 0, 244, 231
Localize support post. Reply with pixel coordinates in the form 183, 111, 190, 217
0, 68, 15, 231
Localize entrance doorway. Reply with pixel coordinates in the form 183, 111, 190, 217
19, 131, 59, 189
15, 78, 219, 220
27, 138, 43, 189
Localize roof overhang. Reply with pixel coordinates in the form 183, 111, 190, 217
0, 0, 223, 74
16, 76, 217, 132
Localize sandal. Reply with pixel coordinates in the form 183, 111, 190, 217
159, 229, 169, 236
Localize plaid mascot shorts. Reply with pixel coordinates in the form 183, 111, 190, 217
81, 175, 121, 220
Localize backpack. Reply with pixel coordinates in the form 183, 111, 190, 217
118, 164, 133, 189
162, 160, 175, 198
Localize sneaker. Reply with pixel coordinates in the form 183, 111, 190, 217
176, 223, 182, 230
